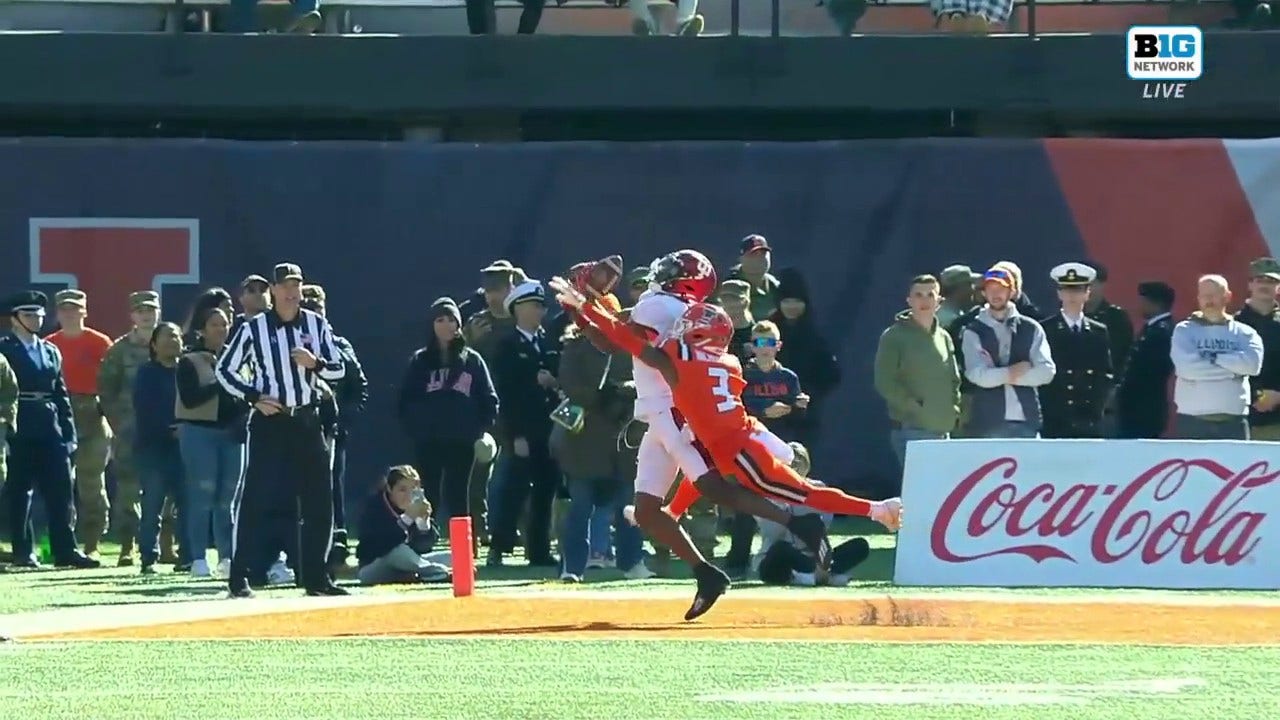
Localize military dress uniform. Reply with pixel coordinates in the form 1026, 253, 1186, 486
1084, 263, 1134, 378
0, 352, 17, 498
487, 280, 561, 567
1116, 282, 1176, 439
1039, 264, 1114, 439
0, 291, 97, 568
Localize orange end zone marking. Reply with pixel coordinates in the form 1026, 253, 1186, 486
30, 597, 1280, 644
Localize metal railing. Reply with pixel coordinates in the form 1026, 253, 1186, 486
727, 0, 1041, 38
158, 0, 1052, 38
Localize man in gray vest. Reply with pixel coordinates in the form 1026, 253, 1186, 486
959, 265, 1057, 438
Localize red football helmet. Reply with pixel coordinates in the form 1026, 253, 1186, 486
674, 302, 733, 354
651, 249, 718, 303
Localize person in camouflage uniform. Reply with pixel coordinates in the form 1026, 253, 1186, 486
97, 291, 162, 566
725, 234, 781, 321
0, 352, 15, 572
46, 289, 114, 558
462, 262, 525, 546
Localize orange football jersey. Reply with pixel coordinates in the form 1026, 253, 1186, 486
662, 338, 755, 450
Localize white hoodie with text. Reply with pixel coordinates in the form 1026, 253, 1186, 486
1170, 312, 1264, 417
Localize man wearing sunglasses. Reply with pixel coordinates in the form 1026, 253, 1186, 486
958, 267, 1057, 438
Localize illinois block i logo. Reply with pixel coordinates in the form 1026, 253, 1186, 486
1128, 26, 1202, 99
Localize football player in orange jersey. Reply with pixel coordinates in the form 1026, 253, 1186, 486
556, 267, 835, 621
554, 278, 903, 536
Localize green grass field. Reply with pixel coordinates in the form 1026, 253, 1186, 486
1, 518, 1273, 719
2, 641, 1276, 719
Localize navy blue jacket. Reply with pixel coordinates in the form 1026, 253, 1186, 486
0, 334, 75, 446
356, 490, 440, 566
133, 360, 178, 452
397, 339, 499, 444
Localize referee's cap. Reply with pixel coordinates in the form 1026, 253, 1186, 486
273, 263, 304, 284
505, 280, 546, 314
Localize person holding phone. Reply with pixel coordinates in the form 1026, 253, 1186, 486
356, 465, 452, 586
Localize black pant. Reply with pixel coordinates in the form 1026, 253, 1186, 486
414, 437, 476, 524
724, 511, 758, 571
465, 0, 546, 34
4, 440, 77, 561
231, 409, 333, 590
492, 437, 558, 560
332, 432, 348, 539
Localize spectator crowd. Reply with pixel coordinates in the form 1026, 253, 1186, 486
0, 234, 848, 589
0, 240, 1276, 591
874, 256, 1280, 465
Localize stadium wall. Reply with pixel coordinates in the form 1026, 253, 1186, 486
3, 137, 1279, 501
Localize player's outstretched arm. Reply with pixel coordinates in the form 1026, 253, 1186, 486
551, 277, 679, 387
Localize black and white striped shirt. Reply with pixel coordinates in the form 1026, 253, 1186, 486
216, 308, 345, 408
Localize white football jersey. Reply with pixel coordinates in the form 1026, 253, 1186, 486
628, 288, 689, 418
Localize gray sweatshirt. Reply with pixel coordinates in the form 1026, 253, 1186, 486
1171, 312, 1264, 417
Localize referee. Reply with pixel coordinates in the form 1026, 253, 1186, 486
216, 262, 347, 598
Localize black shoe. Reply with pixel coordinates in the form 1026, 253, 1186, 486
830, 538, 871, 578
327, 543, 350, 572
228, 578, 254, 598
305, 583, 350, 597
12, 555, 40, 569
786, 513, 832, 571
174, 561, 192, 573
685, 563, 731, 621
55, 553, 102, 569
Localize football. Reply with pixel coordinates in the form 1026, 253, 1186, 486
572, 254, 623, 299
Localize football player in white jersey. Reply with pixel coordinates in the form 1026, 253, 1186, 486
561, 251, 828, 621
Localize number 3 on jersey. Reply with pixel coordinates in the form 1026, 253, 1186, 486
706, 367, 736, 413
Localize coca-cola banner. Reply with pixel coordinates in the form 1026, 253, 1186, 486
894, 440, 1280, 590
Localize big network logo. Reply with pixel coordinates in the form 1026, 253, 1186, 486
1128, 26, 1202, 100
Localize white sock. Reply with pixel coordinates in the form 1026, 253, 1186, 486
676, 0, 698, 24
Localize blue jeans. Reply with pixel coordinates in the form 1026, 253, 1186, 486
979, 421, 1040, 439
890, 427, 949, 470
589, 505, 613, 557
485, 451, 509, 541
178, 424, 244, 563
562, 475, 642, 576
136, 441, 187, 565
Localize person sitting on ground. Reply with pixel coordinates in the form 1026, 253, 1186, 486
355, 465, 452, 586
752, 443, 870, 587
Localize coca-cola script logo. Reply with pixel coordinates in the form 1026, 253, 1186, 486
931, 458, 1278, 566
